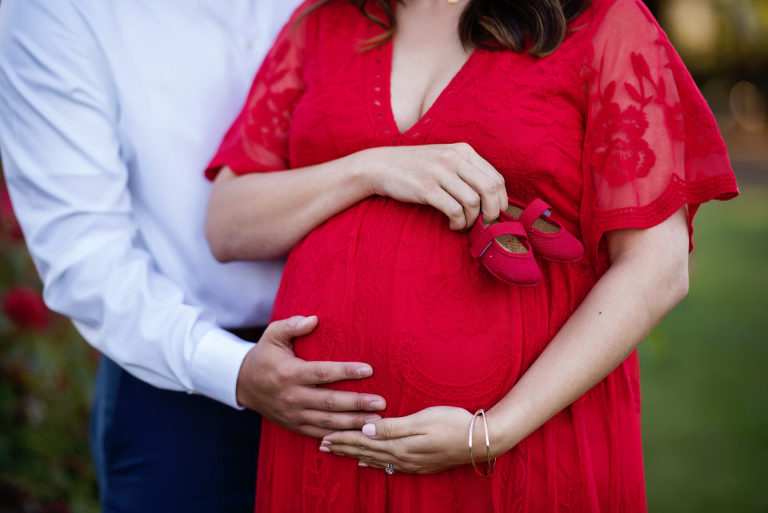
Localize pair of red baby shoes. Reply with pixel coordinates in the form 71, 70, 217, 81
469, 198, 583, 287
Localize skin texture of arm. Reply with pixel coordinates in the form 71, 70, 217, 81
205, 142, 508, 261
320, 207, 690, 473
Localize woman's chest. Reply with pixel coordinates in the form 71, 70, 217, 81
290, 23, 590, 222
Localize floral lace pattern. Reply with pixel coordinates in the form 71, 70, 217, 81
579, 1, 737, 266
590, 74, 657, 187
208, 0, 738, 511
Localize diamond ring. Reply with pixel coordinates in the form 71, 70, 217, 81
385, 463, 395, 475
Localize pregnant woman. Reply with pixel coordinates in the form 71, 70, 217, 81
205, 0, 738, 510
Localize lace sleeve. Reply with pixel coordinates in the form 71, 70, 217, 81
206, 3, 312, 179
579, 0, 739, 266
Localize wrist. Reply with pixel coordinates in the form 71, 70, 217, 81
344, 147, 381, 198
466, 409, 497, 477
485, 400, 528, 458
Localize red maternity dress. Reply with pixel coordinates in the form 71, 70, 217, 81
208, 0, 738, 511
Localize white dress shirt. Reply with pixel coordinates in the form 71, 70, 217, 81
0, 0, 302, 407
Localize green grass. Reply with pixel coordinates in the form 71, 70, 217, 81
639, 184, 768, 512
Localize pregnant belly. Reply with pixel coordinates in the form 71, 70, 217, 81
273, 198, 527, 414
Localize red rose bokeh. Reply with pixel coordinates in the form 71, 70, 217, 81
1, 184, 24, 240
2, 286, 51, 332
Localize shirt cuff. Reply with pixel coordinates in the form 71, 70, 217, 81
189, 326, 255, 409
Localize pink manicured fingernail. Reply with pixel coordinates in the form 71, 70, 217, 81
358, 461, 369, 467
318, 446, 331, 453
362, 423, 376, 437
320, 440, 332, 446
365, 415, 381, 423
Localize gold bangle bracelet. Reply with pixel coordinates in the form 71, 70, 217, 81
468, 409, 497, 478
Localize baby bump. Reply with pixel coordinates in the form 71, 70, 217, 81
274, 198, 528, 412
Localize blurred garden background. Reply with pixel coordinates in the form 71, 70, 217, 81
1, 0, 767, 512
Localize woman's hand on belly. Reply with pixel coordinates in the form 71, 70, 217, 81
320, 406, 489, 474
353, 142, 508, 231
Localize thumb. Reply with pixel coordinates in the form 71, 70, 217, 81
362, 415, 418, 441
264, 315, 318, 346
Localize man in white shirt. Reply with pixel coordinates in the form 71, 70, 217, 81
0, 1, 386, 511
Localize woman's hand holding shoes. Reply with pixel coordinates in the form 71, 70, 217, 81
353, 142, 508, 231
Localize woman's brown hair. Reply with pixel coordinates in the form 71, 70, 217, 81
305, 0, 593, 56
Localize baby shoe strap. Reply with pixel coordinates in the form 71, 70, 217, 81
518, 198, 552, 232
469, 220, 527, 259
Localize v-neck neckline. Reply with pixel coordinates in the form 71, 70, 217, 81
380, 34, 480, 138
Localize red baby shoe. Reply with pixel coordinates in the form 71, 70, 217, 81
500, 198, 584, 263
469, 217, 541, 287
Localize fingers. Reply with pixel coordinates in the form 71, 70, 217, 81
321, 441, 405, 472
279, 396, 384, 437
296, 359, 376, 385
439, 172, 481, 230
456, 145, 507, 223
456, 157, 507, 223
299, 410, 382, 434
280, 385, 385, 433
263, 315, 318, 347
362, 416, 422, 440
435, 143, 506, 229
319, 432, 424, 474
300, 387, 386, 412
268, 387, 385, 437
357, 460, 405, 473
322, 429, 397, 453
424, 188, 467, 231
323, 415, 420, 445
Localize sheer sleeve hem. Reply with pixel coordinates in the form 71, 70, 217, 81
589, 172, 738, 263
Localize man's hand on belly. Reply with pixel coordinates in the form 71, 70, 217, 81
236, 315, 387, 438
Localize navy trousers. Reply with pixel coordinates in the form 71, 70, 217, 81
90, 354, 263, 513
